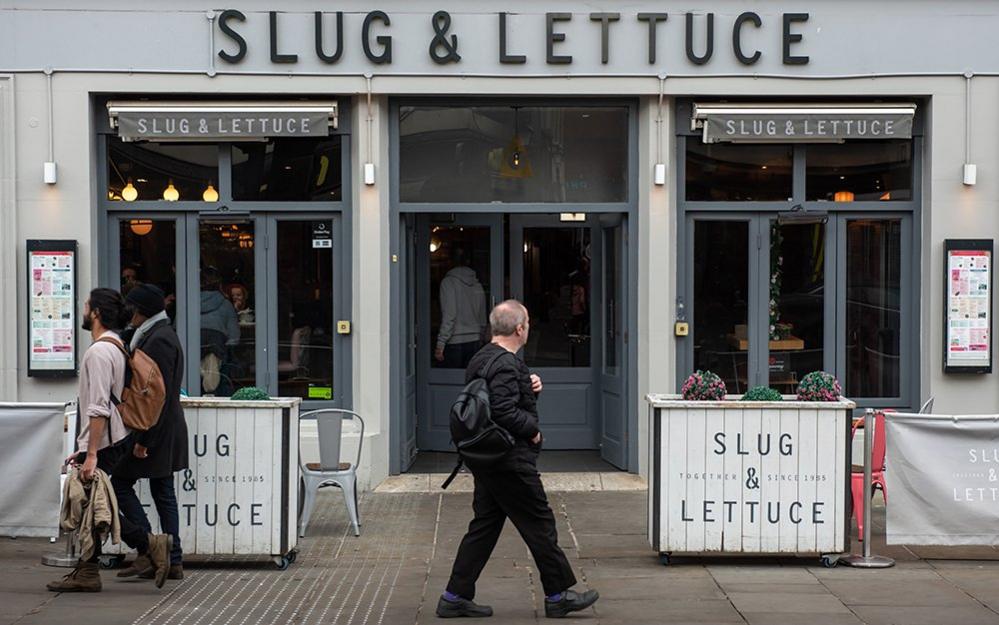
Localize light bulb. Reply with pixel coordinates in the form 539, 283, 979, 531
121, 179, 138, 202
512, 151, 521, 167
163, 180, 180, 202
429, 240, 440, 253
202, 182, 219, 202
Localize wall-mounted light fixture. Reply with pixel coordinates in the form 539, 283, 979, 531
654, 74, 667, 186
43, 68, 57, 185
364, 73, 376, 185
964, 72, 977, 186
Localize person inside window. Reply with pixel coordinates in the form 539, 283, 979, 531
435, 246, 487, 369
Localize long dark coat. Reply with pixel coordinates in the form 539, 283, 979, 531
114, 319, 189, 480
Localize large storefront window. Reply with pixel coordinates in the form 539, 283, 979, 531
399, 105, 628, 203
100, 100, 350, 405
678, 102, 918, 408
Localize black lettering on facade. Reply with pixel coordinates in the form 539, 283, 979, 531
362, 11, 392, 64
315, 11, 344, 63
782, 13, 809, 65
217, 9, 247, 64
636, 13, 668, 64
685, 13, 714, 65
732, 11, 762, 65
546, 13, 572, 64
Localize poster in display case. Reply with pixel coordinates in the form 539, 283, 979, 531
26, 240, 78, 377
944, 239, 993, 374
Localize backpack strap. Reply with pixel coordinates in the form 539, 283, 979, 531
440, 456, 463, 490
94, 336, 129, 407
477, 349, 511, 383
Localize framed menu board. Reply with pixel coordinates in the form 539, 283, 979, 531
944, 239, 993, 374
26, 240, 78, 377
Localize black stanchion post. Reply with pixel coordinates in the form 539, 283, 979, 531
842, 408, 895, 568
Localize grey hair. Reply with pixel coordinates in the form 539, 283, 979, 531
489, 299, 528, 337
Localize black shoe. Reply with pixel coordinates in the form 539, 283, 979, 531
436, 595, 494, 618
545, 589, 599, 618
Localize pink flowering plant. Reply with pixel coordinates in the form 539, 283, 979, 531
796, 371, 842, 401
681, 370, 727, 401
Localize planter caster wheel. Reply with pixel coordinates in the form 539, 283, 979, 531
98, 555, 124, 570
659, 553, 672, 567
274, 556, 290, 571
287, 550, 298, 564
820, 554, 839, 568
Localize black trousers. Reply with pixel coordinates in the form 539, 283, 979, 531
77, 445, 150, 561
446, 466, 577, 600
113, 474, 182, 565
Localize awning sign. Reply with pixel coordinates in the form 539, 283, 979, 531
109, 102, 337, 142
694, 104, 915, 143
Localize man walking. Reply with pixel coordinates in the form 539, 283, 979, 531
47, 288, 171, 593
114, 283, 189, 580
437, 300, 599, 619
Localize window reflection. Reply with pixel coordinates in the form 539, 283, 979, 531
846, 220, 902, 398
522, 228, 591, 367
118, 220, 177, 324
430, 226, 490, 369
807, 140, 912, 201
232, 137, 342, 201
400, 106, 628, 203
107, 138, 218, 202
685, 142, 792, 201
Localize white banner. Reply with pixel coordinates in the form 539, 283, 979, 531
0, 403, 66, 537
886, 413, 999, 545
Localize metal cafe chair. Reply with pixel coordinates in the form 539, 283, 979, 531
298, 409, 365, 537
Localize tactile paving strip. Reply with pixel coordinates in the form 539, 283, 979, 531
134, 492, 429, 625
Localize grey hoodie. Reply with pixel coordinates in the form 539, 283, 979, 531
201, 290, 240, 344
437, 266, 487, 349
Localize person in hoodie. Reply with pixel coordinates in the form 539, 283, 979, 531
435, 246, 487, 369
199, 267, 239, 394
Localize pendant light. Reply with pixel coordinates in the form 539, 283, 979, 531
121, 179, 138, 202
129, 219, 153, 236
833, 190, 855, 202
162, 179, 180, 202
202, 181, 219, 202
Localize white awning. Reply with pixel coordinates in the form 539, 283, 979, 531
107, 101, 338, 142
692, 102, 916, 143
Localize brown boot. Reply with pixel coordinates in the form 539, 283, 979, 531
46, 561, 101, 592
140, 563, 183, 581
146, 534, 173, 589
117, 554, 153, 578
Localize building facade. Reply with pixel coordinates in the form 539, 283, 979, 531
1, 1, 998, 488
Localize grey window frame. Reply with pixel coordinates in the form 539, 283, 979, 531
95, 96, 353, 409
675, 99, 922, 410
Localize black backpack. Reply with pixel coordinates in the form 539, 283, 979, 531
441, 350, 515, 489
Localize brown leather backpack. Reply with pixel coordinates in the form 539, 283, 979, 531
97, 337, 166, 432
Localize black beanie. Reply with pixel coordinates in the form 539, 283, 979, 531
125, 283, 166, 317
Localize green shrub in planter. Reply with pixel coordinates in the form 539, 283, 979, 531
742, 386, 783, 402
230, 386, 271, 401
681, 370, 727, 401
796, 371, 842, 401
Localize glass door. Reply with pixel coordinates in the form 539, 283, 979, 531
196, 218, 260, 397
416, 214, 503, 451
598, 215, 627, 467
682, 213, 833, 396
509, 215, 597, 449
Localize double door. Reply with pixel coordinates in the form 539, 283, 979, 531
107, 212, 345, 404
406, 213, 628, 467
680, 212, 911, 405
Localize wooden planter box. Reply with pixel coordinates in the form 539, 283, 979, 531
646, 394, 855, 565
103, 397, 301, 569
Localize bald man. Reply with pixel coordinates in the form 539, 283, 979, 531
437, 300, 599, 619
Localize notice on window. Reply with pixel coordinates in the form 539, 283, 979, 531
27, 243, 77, 375
946, 245, 992, 372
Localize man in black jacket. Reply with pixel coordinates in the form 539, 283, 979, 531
438, 300, 599, 619
113, 284, 189, 581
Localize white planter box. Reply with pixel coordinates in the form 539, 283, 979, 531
104, 397, 301, 568
646, 394, 855, 562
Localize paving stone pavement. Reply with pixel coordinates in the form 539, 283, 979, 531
5, 490, 999, 625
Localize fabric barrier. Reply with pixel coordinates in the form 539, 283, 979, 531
0, 403, 66, 537
885, 413, 999, 546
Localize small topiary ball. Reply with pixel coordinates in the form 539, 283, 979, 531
796, 371, 842, 401
230, 386, 271, 401
742, 386, 783, 402
681, 370, 727, 401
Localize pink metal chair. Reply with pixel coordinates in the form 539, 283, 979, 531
851, 410, 889, 539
